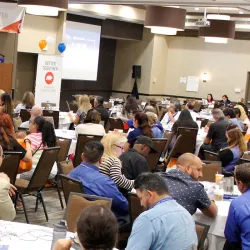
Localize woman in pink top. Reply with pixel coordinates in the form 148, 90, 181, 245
20, 116, 56, 180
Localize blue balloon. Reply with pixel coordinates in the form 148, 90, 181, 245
58, 43, 66, 53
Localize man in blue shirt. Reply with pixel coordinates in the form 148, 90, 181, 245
126, 173, 197, 250
68, 141, 128, 219
224, 163, 250, 250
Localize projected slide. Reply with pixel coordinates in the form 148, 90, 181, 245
62, 21, 101, 81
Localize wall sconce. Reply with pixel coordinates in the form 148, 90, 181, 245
202, 73, 209, 82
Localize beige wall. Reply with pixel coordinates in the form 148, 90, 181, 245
112, 28, 154, 95
165, 37, 250, 101
18, 14, 60, 54
0, 33, 17, 64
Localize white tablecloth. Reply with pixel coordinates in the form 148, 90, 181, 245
0, 220, 76, 250
59, 112, 75, 130
193, 184, 241, 250
55, 129, 77, 155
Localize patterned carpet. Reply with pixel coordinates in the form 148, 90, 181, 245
14, 189, 65, 228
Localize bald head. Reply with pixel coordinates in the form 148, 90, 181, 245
176, 153, 203, 181
30, 105, 42, 119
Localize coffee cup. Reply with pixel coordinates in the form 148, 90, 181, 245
215, 174, 224, 185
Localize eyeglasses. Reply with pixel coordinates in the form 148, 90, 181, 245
113, 145, 124, 151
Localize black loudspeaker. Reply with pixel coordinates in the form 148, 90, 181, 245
132, 65, 141, 79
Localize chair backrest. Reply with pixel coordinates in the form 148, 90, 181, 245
63, 192, 112, 232
200, 161, 222, 182
128, 192, 144, 224
60, 174, 84, 204
239, 158, 250, 164
195, 221, 210, 250
204, 150, 220, 161
42, 110, 59, 129
164, 131, 174, 152
165, 135, 183, 167
44, 116, 55, 128
20, 109, 31, 122
13, 117, 22, 132
0, 151, 22, 184
27, 147, 60, 190
56, 137, 72, 163
174, 127, 198, 156
194, 102, 202, 112
200, 119, 209, 128
109, 118, 124, 131
58, 160, 74, 175
147, 138, 168, 172
74, 134, 103, 167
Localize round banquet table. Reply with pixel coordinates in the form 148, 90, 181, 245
193, 183, 241, 250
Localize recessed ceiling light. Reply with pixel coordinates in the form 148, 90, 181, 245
195, 7, 199, 11
239, 11, 244, 14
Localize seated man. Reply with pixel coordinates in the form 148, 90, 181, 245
224, 163, 250, 250
0, 145, 16, 221
53, 205, 118, 250
161, 102, 181, 131
186, 101, 199, 122
93, 96, 109, 127
126, 173, 197, 250
20, 105, 43, 129
160, 153, 218, 218
68, 141, 128, 221
199, 108, 229, 157
120, 135, 156, 180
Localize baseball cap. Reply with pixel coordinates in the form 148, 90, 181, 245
134, 135, 157, 153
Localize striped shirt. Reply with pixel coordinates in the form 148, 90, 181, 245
100, 156, 134, 191
28, 132, 46, 153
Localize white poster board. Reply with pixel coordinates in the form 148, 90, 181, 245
35, 54, 62, 107
186, 76, 199, 92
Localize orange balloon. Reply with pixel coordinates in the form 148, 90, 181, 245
39, 40, 47, 50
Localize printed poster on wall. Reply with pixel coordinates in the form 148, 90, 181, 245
35, 54, 62, 107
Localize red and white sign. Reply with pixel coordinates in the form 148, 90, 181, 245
35, 55, 63, 107
0, 3, 25, 34
45, 72, 54, 85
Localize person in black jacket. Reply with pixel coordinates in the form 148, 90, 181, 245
94, 96, 109, 127
220, 95, 231, 106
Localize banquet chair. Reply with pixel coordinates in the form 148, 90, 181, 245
195, 221, 210, 250
56, 137, 72, 163
128, 193, 144, 224
0, 151, 22, 185
13, 117, 22, 132
60, 174, 84, 204
74, 134, 103, 167
200, 161, 222, 182
194, 102, 202, 112
58, 160, 74, 175
241, 151, 250, 160
43, 110, 59, 129
14, 147, 60, 224
239, 157, 250, 164
20, 109, 31, 123
63, 192, 112, 232
147, 138, 168, 172
200, 119, 209, 129
204, 150, 220, 161
164, 131, 174, 152
109, 118, 124, 131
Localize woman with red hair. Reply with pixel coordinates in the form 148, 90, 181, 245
0, 113, 32, 162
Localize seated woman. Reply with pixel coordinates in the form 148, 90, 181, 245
170, 109, 199, 148
234, 104, 249, 124
14, 91, 34, 113
219, 127, 247, 172
0, 93, 14, 117
0, 113, 31, 162
117, 96, 138, 122
146, 111, 163, 138
233, 107, 246, 130
125, 112, 153, 149
100, 131, 134, 191
20, 116, 56, 180
75, 109, 106, 137
68, 94, 92, 125
207, 93, 215, 104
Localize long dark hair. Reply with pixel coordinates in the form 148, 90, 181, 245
207, 93, 214, 102
1, 93, 13, 117
134, 112, 153, 137
172, 109, 198, 134
33, 116, 56, 147
123, 96, 138, 114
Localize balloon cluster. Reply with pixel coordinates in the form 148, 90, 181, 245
39, 39, 66, 53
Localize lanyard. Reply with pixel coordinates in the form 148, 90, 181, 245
167, 112, 177, 124
150, 196, 173, 210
